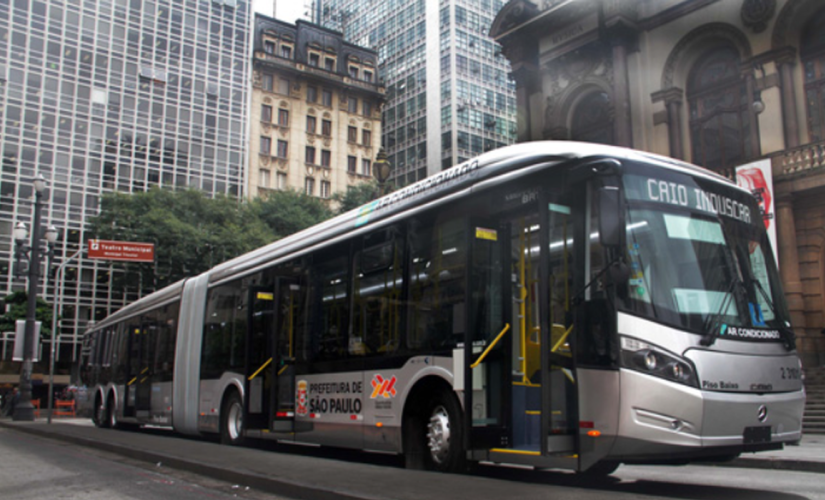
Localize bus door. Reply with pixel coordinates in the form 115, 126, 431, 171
246, 286, 276, 430
539, 192, 579, 454
272, 277, 300, 432
136, 317, 156, 418
463, 218, 512, 450
123, 317, 151, 419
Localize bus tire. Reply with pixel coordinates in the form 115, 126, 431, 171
220, 391, 245, 446
93, 393, 109, 428
107, 393, 119, 429
421, 390, 465, 473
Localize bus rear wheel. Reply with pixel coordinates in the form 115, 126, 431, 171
221, 391, 245, 446
422, 391, 465, 473
106, 394, 118, 429
93, 394, 109, 428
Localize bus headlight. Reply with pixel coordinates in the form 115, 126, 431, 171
620, 336, 698, 388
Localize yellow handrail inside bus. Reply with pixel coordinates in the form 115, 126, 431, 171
248, 357, 273, 381
471, 323, 511, 369
552, 324, 573, 353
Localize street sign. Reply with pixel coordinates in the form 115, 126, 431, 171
87, 239, 155, 263
13, 320, 40, 362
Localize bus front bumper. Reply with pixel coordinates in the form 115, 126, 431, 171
608, 369, 804, 463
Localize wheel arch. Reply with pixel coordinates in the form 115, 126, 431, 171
400, 373, 459, 452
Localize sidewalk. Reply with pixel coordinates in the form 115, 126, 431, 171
0, 417, 822, 500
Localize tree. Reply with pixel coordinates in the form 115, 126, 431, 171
88, 188, 275, 289
0, 291, 53, 340
249, 189, 333, 240
332, 180, 388, 215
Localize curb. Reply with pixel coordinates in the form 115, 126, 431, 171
0, 420, 381, 500
724, 457, 825, 474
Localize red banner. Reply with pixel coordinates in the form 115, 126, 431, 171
88, 239, 155, 263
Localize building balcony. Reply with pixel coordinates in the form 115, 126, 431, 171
770, 141, 825, 179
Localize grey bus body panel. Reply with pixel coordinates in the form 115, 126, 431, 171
264, 357, 452, 452
684, 349, 803, 393
197, 373, 244, 433
173, 274, 210, 435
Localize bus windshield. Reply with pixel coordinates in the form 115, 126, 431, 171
619, 164, 791, 341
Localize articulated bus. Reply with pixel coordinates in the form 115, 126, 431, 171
81, 142, 805, 474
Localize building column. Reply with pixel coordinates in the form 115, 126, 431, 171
502, 35, 539, 142
775, 197, 806, 330
666, 96, 684, 161
778, 57, 800, 149
744, 70, 762, 159
610, 35, 634, 148
652, 87, 685, 160
511, 65, 539, 142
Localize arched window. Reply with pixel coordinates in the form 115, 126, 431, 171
570, 92, 614, 145
801, 9, 825, 142
688, 45, 752, 172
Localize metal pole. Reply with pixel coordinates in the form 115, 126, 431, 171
47, 249, 81, 424
13, 190, 43, 421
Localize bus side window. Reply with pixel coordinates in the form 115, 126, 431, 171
407, 217, 466, 350
351, 227, 404, 356
202, 281, 246, 379
113, 323, 128, 385
154, 302, 179, 383
306, 248, 349, 362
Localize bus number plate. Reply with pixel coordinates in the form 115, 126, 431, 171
743, 426, 771, 444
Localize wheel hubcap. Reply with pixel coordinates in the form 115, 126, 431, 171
426, 405, 451, 464
227, 402, 243, 441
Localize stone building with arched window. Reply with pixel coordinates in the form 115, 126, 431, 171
491, 0, 825, 367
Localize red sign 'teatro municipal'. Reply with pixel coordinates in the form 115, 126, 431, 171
87, 239, 155, 263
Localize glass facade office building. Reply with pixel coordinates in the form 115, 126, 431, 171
318, 0, 516, 186
0, 0, 252, 365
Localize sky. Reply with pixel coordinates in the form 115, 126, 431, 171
252, 0, 309, 23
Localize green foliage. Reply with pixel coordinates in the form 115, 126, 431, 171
0, 291, 53, 338
249, 189, 333, 240
88, 188, 275, 289
331, 180, 389, 215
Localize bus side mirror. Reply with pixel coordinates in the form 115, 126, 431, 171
598, 186, 622, 248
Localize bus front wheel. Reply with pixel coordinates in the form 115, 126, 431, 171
422, 391, 465, 473
221, 391, 245, 446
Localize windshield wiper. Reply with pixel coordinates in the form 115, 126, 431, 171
700, 277, 743, 347
750, 279, 796, 351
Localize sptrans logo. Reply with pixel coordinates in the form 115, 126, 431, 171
296, 380, 308, 416
370, 374, 397, 399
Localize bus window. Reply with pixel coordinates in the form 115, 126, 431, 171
407, 217, 466, 350
202, 281, 247, 379
352, 227, 404, 356
154, 302, 179, 383
112, 323, 128, 385
304, 249, 349, 362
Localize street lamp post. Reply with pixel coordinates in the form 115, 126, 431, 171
12, 174, 56, 421
373, 148, 393, 197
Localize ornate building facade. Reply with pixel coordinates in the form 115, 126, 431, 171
491, 0, 825, 367
250, 16, 384, 201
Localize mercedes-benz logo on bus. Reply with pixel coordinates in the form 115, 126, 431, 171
757, 405, 768, 422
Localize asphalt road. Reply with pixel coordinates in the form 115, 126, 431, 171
0, 428, 287, 500
1, 424, 823, 500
